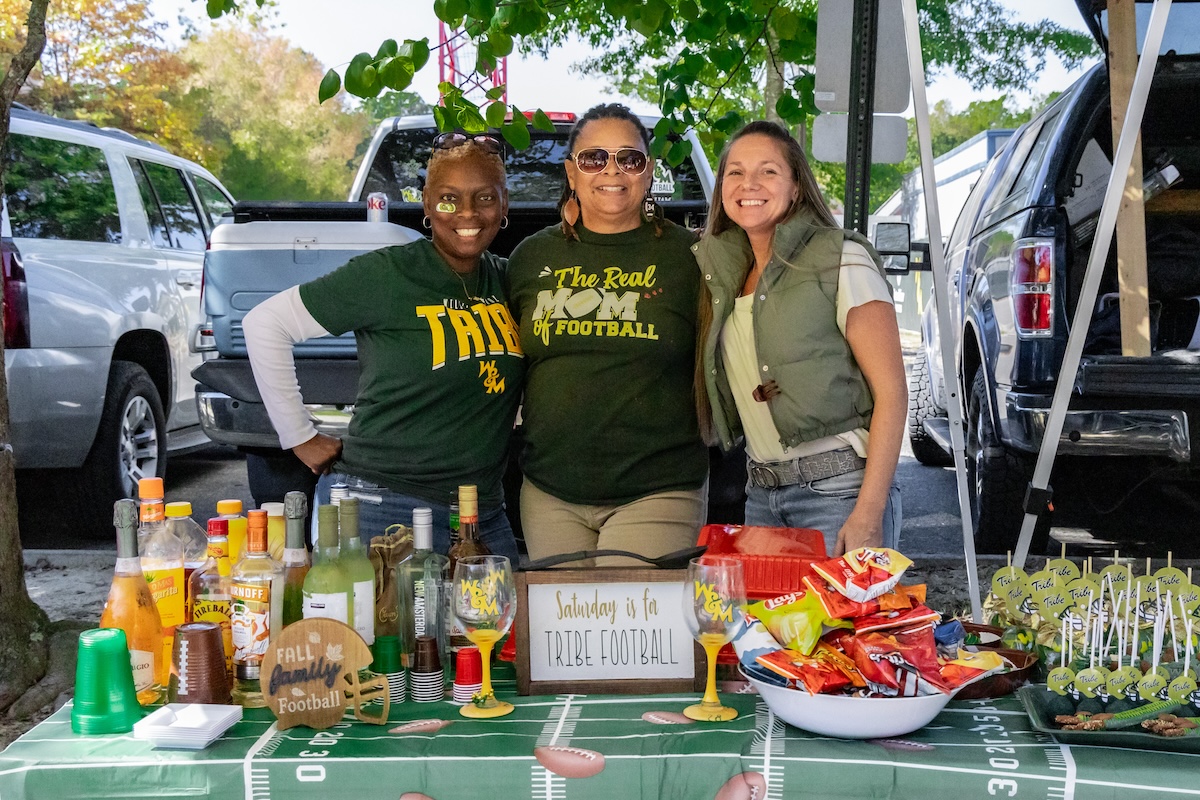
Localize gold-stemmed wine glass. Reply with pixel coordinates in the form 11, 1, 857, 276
682, 555, 745, 722
451, 555, 516, 719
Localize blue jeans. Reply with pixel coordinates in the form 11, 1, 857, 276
315, 473, 520, 566
743, 468, 901, 556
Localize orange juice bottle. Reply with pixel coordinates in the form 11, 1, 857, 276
100, 499, 164, 705
138, 477, 184, 674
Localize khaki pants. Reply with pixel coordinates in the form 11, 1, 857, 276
520, 479, 707, 567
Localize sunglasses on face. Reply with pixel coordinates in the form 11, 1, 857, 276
432, 132, 504, 155
571, 147, 649, 175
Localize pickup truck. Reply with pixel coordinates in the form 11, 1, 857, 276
908, 0, 1200, 553
192, 113, 726, 524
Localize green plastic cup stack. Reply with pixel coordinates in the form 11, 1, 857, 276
71, 628, 143, 735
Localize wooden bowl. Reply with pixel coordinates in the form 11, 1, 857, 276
954, 649, 1039, 700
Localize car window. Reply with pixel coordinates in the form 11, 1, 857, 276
946, 151, 1006, 252
361, 127, 706, 203
135, 159, 207, 251
3, 133, 121, 243
1005, 110, 1061, 205
978, 116, 1049, 219
129, 159, 172, 249
192, 176, 234, 228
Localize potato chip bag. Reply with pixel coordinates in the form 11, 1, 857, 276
745, 590, 847, 655
811, 548, 913, 602
852, 604, 942, 634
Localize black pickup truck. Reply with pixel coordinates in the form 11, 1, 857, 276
190, 113, 737, 527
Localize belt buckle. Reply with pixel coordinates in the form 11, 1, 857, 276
751, 464, 780, 489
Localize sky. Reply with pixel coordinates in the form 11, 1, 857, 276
147, 0, 1098, 117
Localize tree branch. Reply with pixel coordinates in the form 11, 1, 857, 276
700, 8, 774, 124
0, 0, 50, 116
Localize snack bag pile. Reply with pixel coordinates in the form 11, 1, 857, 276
734, 548, 1003, 697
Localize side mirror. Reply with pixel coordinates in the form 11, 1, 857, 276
873, 222, 932, 274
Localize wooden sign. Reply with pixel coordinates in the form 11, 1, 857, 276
515, 568, 702, 696
260, 618, 388, 729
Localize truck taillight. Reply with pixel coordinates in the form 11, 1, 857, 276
1012, 240, 1053, 336
1, 237, 31, 349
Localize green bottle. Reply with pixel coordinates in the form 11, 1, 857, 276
281, 491, 310, 627
337, 498, 376, 645
301, 505, 350, 625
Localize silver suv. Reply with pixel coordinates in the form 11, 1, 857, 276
2, 106, 234, 534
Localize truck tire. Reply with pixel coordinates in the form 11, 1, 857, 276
71, 361, 167, 537
908, 350, 953, 466
965, 369, 1049, 555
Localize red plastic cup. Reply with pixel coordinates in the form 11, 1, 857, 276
454, 647, 483, 686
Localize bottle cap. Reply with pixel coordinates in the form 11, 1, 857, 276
246, 509, 268, 552
260, 502, 284, 518
206, 517, 229, 538
457, 485, 478, 518
413, 508, 433, 550
317, 505, 339, 547
138, 477, 164, 500
113, 498, 138, 529
165, 501, 192, 517
284, 491, 308, 519
338, 497, 359, 517
216, 499, 243, 515
329, 484, 350, 504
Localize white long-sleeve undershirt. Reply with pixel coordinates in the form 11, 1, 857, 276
242, 286, 334, 450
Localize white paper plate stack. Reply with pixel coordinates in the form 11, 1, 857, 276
133, 704, 243, 750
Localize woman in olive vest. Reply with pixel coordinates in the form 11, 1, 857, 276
695, 121, 906, 556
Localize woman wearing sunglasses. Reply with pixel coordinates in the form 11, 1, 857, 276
695, 121, 905, 557
242, 133, 524, 560
505, 103, 708, 566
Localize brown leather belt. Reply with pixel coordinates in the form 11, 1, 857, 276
748, 447, 866, 489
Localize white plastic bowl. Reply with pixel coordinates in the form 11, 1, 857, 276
744, 671, 953, 739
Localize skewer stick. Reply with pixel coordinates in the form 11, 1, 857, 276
1168, 551, 1173, 570
1168, 590, 1179, 663
1124, 586, 1132, 668
1179, 595, 1193, 677
1147, 556, 1152, 577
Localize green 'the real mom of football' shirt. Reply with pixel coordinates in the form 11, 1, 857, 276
300, 238, 525, 507
505, 220, 708, 505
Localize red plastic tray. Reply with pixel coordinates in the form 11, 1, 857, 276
697, 524, 827, 600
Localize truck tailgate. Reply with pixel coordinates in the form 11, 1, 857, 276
1075, 352, 1200, 396
204, 220, 420, 357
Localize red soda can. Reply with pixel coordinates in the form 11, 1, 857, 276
367, 192, 388, 223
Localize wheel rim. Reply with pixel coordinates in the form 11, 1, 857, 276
119, 395, 159, 496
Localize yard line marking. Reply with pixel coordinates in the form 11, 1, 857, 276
243, 721, 280, 800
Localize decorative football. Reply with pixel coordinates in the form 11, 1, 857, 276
533, 745, 607, 779
389, 719, 454, 735
398, 794, 436, 800
641, 711, 695, 725
714, 771, 768, 800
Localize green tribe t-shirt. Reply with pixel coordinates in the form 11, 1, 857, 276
505, 220, 708, 505
299, 238, 524, 507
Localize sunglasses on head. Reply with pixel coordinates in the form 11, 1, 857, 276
572, 147, 649, 175
432, 132, 503, 155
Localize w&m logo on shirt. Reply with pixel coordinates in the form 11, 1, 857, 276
414, 297, 523, 374
479, 361, 504, 394
530, 264, 661, 347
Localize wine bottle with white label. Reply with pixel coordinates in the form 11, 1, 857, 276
337, 497, 376, 645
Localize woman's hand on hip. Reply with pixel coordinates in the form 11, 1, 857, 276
293, 433, 343, 475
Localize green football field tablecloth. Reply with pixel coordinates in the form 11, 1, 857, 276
3, 674, 1200, 800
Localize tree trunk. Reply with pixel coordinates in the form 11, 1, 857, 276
764, 25, 786, 127
0, 0, 55, 716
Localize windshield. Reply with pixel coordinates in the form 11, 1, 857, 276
359, 127, 706, 204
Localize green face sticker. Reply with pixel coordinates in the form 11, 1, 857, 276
436, 202, 456, 213
1047, 666, 1076, 695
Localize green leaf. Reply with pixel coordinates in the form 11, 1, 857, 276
318, 69, 341, 103
409, 39, 431, 73
485, 101, 507, 128
432, 105, 451, 132
206, 0, 225, 18
666, 138, 691, 168
467, 0, 496, 19
653, 117, 672, 140
488, 30, 514, 57
650, 136, 671, 159
774, 93, 803, 124
379, 56, 415, 91
344, 52, 379, 98
531, 109, 556, 132
710, 46, 740, 73
458, 104, 489, 133
433, 0, 469, 23
712, 110, 743, 135
475, 40, 496, 74
501, 118, 531, 150
375, 39, 398, 60
771, 8, 799, 41
505, 6, 546, 36
485, 85, 506, 101
629, 0, 670, 37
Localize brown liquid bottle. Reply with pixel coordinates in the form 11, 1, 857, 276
447, 485, 488, 575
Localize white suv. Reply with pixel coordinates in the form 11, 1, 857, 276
2, 106, 234, 534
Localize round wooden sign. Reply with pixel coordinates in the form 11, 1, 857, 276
260, 617, 389, 729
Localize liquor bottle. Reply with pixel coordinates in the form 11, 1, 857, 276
165, 501, 208, 607
260, 501, 286, 562
446, 485, 489, 654
138, 477, 184, 675
137, 476, 166, 554
448, 501, 461, 552
217, 498, 248, 562
230, 509, 284, 707
100, 498, 164, 706
398, 507, 449, 670
281, 491, 311, 627
189, 518, 233, 673
302, 504, 351, 624
336, 498, 376, 645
